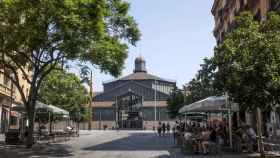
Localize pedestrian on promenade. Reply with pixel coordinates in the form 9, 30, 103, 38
166, 122, 170, 135
162, 123, 166, 136
172, 122, 178, 144
157, 122, 162, 136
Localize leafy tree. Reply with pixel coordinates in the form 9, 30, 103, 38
214, 12, 280, 155
186, 58, 222, 102
0, 0, 140, 147
167, 58, 221, 118
214, 12, 280, 112
167, 87, 185, 119
38, 69, 88, 122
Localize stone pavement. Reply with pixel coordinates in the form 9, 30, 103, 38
0, 130, 268, 158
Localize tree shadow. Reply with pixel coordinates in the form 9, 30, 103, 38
83, 132, 175, 151
0, 140, 74, 158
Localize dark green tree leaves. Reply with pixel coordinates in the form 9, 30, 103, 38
38, 70, 89, 122
167, 58, 221, 118
167, 87, 185, 119
214, 12, 280, 111
0, 0, 140, 147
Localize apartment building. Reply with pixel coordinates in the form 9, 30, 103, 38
0, 66, 30, 133
212, 0, 280, 134
212, 0, 280, 43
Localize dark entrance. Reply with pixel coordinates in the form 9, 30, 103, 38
115, 90, 143, 129
1, 107, 8, 133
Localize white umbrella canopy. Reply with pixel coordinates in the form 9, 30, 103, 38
36, 101, 69, 116
12, 101, 69, 116
179, 96, 239, 114
179, 95, 239, 149
178, 98, 208, 114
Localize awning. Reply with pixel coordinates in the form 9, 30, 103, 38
182, 112, 207, 122
179, 96, 239, 114
12, 101, 69, 117
36, 101, 69, 116
179, 95, 238, 149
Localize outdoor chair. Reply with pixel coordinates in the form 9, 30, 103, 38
5, 129, 20, 145
263, 141, 280, 153
240, 141, 253, 153
233, 135, 242, 153
208, 142, 222, 155
181, 138, 194, 155
176, 133, 184, 146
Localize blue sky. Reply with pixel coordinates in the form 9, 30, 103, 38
81, 1, 216, 92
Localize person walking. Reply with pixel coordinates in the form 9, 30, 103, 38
162, 123, 166, 136
166, 122, 170, 135
172, 126, 176, 143
157, 122, 162, 136
173, 122, 179, 144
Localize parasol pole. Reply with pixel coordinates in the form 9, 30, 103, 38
226, 92, 233, 148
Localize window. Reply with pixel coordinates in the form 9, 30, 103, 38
10, 116, 17, 126
3, 74, 9, 86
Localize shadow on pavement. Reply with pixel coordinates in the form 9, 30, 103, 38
0, 140, 74, 158
83, 132, 175, 151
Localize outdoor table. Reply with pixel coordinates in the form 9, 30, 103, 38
5, 129, 20, 145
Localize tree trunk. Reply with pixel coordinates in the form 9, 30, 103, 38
77, 121, 80, 137
256, 108, 265, 157
26, 110, 35, 148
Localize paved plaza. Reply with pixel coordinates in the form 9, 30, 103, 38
0, 130, 257, 158
0, 130, 182, 158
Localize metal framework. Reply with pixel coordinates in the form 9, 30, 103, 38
115, 90, 143, 129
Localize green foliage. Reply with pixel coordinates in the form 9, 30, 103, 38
167, 58, 221, 118
0, 0, 140, 146
38, 69, 88, 122
187, 58, 222, 102
167, 87, 185, 119
214, 12, 280, 111
0, 0, 140, 77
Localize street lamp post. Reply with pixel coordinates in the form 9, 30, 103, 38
154, 79, 157, 127
225, 92, 233, 148
88, 70, 93, 131
9, 74, 14, 130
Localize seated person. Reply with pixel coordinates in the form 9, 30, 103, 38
246, 125, 257, 143
216, 125, 225, 145
201, 128, 217, 154
245, 125, 257, 152
184, 132, 192, 141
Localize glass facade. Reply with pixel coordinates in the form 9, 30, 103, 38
93, 107, 170, 122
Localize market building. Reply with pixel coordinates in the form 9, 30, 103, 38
92, 57, 176, 130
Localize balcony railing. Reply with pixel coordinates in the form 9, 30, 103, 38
0, 83, 12, 96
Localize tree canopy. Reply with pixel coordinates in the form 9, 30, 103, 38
39, 69, 89, 122
0, 0, 140, 147
187, 58, 222, 102
167, 87, 185, 119
167, 58, 221, 118
214, 12, 280, 111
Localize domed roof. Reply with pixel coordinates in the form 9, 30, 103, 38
134, 56, 147, 73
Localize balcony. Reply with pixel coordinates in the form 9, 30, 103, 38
0, 83, 12, 97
